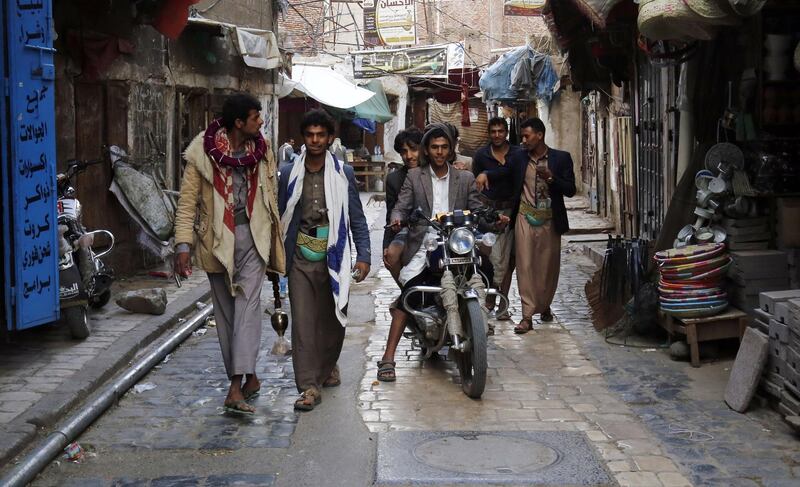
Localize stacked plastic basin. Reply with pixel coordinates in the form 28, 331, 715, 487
656, 243, 732, 318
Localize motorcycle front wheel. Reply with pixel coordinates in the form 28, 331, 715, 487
63, 306, 91, 339
89, 289, 111, 309
456, 299, 487, 398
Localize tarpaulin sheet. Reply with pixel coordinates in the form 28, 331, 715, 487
479, 46, 558, 103
290, 64, 375, 109
350, 80, 393, 123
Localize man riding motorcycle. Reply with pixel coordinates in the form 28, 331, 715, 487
377, 123, 509, 382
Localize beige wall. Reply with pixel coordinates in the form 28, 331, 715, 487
542, 90, 584, 194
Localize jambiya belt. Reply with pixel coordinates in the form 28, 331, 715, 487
519, 199, 552, 227
297, 226, 329, 262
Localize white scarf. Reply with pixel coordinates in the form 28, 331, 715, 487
281, 151, 352, 326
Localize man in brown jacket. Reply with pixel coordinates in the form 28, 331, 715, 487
174, 94, 285, 414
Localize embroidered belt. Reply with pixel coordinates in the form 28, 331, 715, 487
297, 226, 329, 262
519, 200, 552, 227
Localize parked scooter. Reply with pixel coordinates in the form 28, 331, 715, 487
397, 207, 509, 399
56, 159, 115, 338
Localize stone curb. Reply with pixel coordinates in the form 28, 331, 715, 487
0, 283, 211, 469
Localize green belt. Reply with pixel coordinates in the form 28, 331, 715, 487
297, 226, 329, 262
519, 200, 552, 227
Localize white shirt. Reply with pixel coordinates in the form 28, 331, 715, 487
399, 166, 450, 285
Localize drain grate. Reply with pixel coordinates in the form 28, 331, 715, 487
376, 431, 613, 485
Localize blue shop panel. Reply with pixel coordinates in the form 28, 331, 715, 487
2, 0, 59, 330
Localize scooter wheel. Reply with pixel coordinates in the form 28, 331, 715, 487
89, 289, 112, 309
63, 307, 91, 339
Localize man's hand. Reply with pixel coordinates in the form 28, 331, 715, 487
538, 165, 553, 181
475, 173, 490, 192
390, 218, 402, 233
352, 262, 370, 283
496, 214, 510, 230
175, 252, 192, 278
453, 160, 467, 170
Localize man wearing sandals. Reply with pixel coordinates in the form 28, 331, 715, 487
279, 110, 371, 411
378, 123, 509, 382
511, 118, 576, 334
175, 94, 285, 415
473, 117, 525, 324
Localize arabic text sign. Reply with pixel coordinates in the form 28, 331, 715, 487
364, 0, 416, 47
353, 45, 448, 79
503, 0, 545, 16
4, 0, 60, 329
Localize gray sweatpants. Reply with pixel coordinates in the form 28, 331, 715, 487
207, 224, 267, 378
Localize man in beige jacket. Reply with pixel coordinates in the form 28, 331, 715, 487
174, 94, 285, 414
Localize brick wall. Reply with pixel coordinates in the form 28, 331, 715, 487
279, 0, 552, 60
278, 0, 326, 53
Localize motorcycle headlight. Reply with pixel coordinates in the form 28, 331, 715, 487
448, 227, 475, 255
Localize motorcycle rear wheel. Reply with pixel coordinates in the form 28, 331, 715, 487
63, 306, 91, 339
456, 299, 487, 398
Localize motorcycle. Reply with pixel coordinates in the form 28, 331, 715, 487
57, 158, 116, 338
399, 207, 509, 399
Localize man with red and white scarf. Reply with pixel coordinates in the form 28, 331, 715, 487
174, 94, 285, 415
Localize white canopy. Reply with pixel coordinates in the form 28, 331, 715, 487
288, 64, 375, 109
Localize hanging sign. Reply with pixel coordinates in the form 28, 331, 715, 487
352, 45, 449, 79
364, 0, 417, 47
503, 0, 545, 16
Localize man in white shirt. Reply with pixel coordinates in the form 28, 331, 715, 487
376, 123, 508, 382
278, 137, 295, 165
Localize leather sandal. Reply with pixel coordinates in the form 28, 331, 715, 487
294, 388, 321, 411
514, 318, 533, 335
323, 365, 341, 388
377, 360, 396, 382
541, 309, 554, 322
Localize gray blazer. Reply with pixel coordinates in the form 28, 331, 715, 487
390, 165, 483, 266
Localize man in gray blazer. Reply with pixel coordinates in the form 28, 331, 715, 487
376, 123, 508, 382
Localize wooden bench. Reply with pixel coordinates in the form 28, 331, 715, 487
660, 307, 749, 367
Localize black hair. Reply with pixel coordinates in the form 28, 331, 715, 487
300, 109, 336, 136
488, 117, 508, 132
222, 94, 262, 130
520, 117, 546, 136
393, 127, 423, 153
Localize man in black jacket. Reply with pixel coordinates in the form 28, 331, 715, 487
383, 127, 423, 282
473, 117, 524, 321
511, 118, 576, 334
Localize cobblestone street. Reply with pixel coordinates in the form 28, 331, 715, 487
16, 198, 800, 486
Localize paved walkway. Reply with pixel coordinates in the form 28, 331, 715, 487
8, 193, 800, 487
0, 271, 210, 465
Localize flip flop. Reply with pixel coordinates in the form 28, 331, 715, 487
224, 399, 255, 415
242, 387, 260, 401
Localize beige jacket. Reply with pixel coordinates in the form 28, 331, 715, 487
174, 133, 286, 286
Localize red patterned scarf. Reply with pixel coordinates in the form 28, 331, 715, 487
203, 119, 265, 232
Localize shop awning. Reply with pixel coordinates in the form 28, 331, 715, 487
349, 80, 393, 123
289, 64, 375, 109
